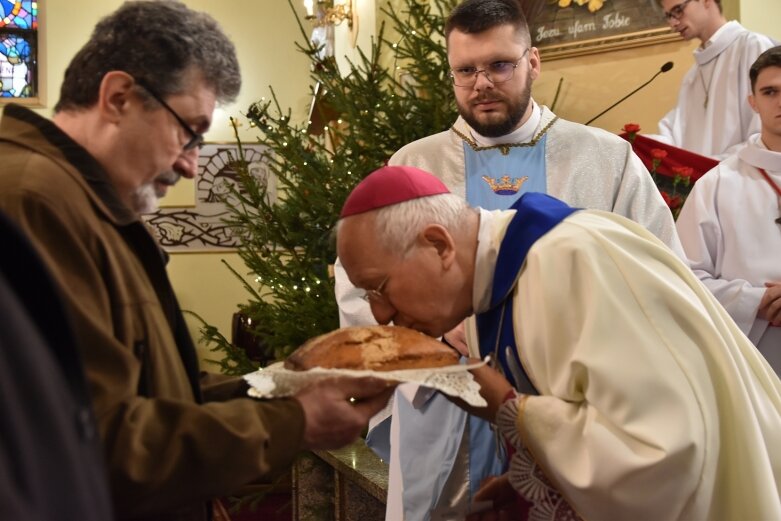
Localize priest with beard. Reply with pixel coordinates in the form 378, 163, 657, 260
333, 0, 683, 519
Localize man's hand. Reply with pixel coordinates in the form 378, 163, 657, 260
443, 321, 469, 355
446, 361, 514, 422
466, 474, 522, 521
295, 376, 395, 450
759, 282, 781, 326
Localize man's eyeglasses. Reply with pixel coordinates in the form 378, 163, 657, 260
449, 48, 530, 88
361, 274, 390, 304
135, 79, 204, 151
663, 0, 694, 21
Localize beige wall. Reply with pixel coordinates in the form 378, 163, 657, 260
534, 40, 697, 134
739, 1, 781, 41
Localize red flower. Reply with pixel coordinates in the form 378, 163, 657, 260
651, 148, 668, 160
671, 166, 694, 178
622, 123, 641, 134
661, 191, 683, 210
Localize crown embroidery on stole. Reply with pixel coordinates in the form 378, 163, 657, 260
482, 175, 528, 195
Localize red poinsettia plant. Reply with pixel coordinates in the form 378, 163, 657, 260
622, 123, 703, 220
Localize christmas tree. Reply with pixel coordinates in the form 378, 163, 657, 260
203, 0, 458, 374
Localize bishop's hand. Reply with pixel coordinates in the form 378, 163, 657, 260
446, 360, 515, 422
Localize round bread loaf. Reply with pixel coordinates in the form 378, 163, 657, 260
284, 325, 459, 371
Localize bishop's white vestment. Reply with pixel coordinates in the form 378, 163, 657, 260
477, 199, 781, 521
657, 21, 776, 159
334, 103, 683, 519
676, 134, 781, 370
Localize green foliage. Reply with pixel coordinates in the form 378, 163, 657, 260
204, 0, 458, 371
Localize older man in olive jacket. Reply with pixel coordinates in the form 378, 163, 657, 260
0, 3, 392, 520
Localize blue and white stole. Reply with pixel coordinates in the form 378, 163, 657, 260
391, 126, 561, 518
459, 135, 553, 503
475, 193, 578, 393
463, 134, 548, 210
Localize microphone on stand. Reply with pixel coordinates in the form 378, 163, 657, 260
585, 62, 674, 126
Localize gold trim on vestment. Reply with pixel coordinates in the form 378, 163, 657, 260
450, 116, 560, 156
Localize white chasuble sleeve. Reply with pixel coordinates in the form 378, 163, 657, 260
509, 212, 722, 521
611, 141, 685, 259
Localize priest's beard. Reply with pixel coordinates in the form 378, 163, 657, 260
131, 170, 181, 214
457, 74, 532, 138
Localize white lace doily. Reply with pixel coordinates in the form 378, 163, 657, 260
244, 360, 487, 407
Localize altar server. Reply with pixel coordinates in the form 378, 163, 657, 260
658, 0, 775, 158
677, 46, 781, 371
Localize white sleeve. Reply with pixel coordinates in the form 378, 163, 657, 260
612, 139, 686, 259
675, 174, 765, 334
334, 256, 378, 327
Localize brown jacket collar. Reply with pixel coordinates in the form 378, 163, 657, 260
0, 104, 138, 226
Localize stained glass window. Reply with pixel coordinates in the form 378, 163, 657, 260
0, 1, 37, 99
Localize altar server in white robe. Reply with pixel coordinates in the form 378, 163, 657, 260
677, 46, 781, 371
657, 0, 775, 159
333, 1, 683, 518
337, 165, 781, 521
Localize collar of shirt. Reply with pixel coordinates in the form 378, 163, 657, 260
469, 99, 541, 147
695, 20, 742, 65
739, 134, 781, 176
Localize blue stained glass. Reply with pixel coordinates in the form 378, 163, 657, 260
0, 0, 36, 98
0, 34, 33, 97
0, 1, 36, 30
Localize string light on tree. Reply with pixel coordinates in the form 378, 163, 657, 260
201, 0, 458, 373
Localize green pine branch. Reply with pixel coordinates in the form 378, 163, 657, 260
208, 0, 458, 372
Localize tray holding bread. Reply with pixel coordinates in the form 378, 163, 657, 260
244, 325, 486, 407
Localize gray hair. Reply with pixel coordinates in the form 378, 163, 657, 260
374, 194, 472, 255
55, 0, 240, 112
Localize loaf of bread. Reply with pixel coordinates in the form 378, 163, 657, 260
284, 325, 459, 371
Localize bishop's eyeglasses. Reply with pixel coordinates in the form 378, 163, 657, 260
361, 274, 390, 304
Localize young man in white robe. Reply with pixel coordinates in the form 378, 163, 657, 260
333, 1, 684, 518
337, 165, 781, 521
677, 46, 781, 371
657, 0, 776, 159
